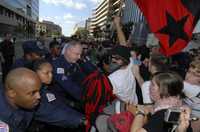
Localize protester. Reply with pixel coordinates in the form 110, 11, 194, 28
130, 72, 192, 132
108, 45, 137, 104
183, 59, 200, 132
140, 53, 169, 104
0, 33, 15, 82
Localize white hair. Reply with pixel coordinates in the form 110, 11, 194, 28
61, 43, 69, 55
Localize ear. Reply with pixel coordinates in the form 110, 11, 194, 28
7, 89, 17, 98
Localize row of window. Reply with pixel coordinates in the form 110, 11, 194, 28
0, 6, 33, 25
5, 0, 39, 21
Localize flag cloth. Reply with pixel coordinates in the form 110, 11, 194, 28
134, 0, 200, 56
82, 70, 115, 132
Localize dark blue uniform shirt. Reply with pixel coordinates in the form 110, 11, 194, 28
0, 88, 34, 132
51, 56, 83, 101
12, 58, 31, 69
35, 85, 84, 127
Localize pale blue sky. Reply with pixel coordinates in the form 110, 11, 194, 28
39, 0, 200, 36
39, 0, 102, 36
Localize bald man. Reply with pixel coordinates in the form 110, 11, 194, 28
0, 68, 41, 132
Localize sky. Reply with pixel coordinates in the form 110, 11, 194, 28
39, 0, 103, 36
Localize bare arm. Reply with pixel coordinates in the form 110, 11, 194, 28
132, 64, 144, 88
113, 16, 127, 46
131, 115, 147, 132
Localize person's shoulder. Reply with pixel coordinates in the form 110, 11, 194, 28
51, 56, 63, 65
183, 81, 200, 98
0, 89, 13, 121
12, 58, 26, 69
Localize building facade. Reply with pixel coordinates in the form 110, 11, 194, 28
73, 21, 85, 34
35, 22, 47, 37
42, 21, 62, 38
0, 0, 39, 37
122, 0, 148, 45
122, 0, 144, 24
89, 0, 122, 38
85, 18, 91, 31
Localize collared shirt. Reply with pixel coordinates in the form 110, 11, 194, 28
51, 56, 82, 100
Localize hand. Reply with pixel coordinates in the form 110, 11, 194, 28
126, 104, 138, 114
177, 106, 191, 132
127, 104, 152, 115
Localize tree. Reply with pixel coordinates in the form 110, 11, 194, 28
93, 26, 102, 40
75, 28, 89, 40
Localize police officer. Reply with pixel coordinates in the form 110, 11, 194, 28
0, 68, 86, 132
12, 40, 47, 69
32, 59, 85, 129
0, 68, 41, 132
51, 40, 83, 101
46, 39, 61, 62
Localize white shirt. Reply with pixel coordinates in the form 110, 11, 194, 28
141, 81, 152, 104
108, 62, 137, 104
183, 82, 200, 98
183, 82, 200, 117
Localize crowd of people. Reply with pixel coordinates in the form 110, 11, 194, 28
0, 16, 199, 132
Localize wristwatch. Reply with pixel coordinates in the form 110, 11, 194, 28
135, 110, 146, 117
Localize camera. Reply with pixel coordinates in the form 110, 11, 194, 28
164, 108, 181, 124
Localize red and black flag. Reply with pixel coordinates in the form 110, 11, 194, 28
134, 0, 200, 56
82, 70, 115, 132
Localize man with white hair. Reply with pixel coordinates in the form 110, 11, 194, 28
51, 40, 83, 101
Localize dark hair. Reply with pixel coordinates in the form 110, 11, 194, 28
32, 59, 50, 72
153, 72, 184, 98
39, 31, 45, 36
150, 53, 168, 72
49, 41, 60, 49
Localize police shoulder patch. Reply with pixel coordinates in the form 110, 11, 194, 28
46, 93, 56, 102
57, 68, 65, 74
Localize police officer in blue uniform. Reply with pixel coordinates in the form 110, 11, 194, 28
12, 40, 47, 69
0, 68, 86, 132
0, 68, 41, 132
46, 39, 61, 63
51, 41, 84, 101
32, 59, 85, 129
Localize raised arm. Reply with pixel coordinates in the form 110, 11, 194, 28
113, 16, 127, 46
